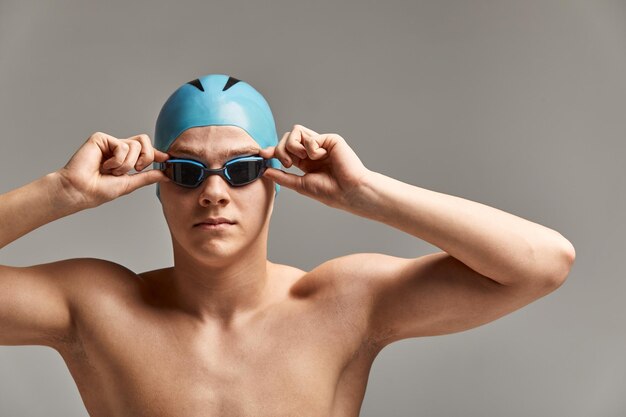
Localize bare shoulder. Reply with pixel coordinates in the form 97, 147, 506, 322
4, 257, 140, 296
270, 257, 370, 312
288, 254, 378, 327
0, 257, 139, 349
63, 257, 141, 291
293, 253, 379, 295
285, 258, 349, 300
49, 258, 143, 316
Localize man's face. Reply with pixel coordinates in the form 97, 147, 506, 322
159, 125, 275, 263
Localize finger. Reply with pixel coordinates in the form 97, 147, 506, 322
124, 168, 172, 194
130, 134, 154, 171
286, 135, 308, 160
301, 131, 327, 160
153, 149, 170, 162
113, 140, 142, 175
91, 131, 120, 144
294, 124, 319, 136
275, 131, 293, 167
286, 129, 307, 162
258, 146, 275, 159
102, 140, 129, 171
262, 167, 302, 192
134, 137, 169, 164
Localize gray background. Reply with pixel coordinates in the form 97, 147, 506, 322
0, 0, 623, 416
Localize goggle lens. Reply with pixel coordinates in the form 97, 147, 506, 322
168, 162, 203, 186
227, 159, 264, 184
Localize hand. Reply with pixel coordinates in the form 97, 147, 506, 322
57, 132, 171, 208
259, 124, 372, 209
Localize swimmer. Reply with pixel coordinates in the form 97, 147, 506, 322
0, 74, 575, 417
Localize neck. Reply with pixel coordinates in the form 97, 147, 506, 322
162, 237, 273, 327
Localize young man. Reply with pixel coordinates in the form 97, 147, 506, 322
0, 74, 575, 417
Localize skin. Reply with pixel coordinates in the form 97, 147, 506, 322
156, 126, 278, 324
0, 124, 575, 417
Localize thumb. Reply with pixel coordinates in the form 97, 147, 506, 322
125, 168, 171, 193
263, 167, 302, 192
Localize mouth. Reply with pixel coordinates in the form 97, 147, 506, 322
195, 222, 234, 230
194, 217, 236, 226
194, 218, 236, 229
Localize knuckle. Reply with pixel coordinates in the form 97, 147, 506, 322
140, 136, 153, 150
331, 133, 344, 142
87, 132, 103, 143
142, 144, 155, 158
137, 134, 152, 148
116, 159, 133, 170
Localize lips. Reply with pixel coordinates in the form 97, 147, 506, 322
194, 217, 235, 226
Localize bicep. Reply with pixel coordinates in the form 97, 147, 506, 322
349, 252, 559, 346
0, 258, 108, 348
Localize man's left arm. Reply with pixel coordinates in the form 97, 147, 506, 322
344, 170, 575, 287
328, 170, 577, 345
261, 124, 576, 344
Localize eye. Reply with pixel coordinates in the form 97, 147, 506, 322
226, 158, 265, 184
164, 160, 204, 186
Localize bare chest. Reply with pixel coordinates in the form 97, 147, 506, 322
57, 290, 374, 417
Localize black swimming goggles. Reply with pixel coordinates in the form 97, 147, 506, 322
156, 155, 272, 188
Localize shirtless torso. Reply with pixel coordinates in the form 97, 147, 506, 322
52, 259, 379, 417
1, 116, 574, 417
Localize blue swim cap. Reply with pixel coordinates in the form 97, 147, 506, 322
153, 73, 281, 202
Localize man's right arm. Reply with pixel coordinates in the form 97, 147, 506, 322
0, 172, 87, 250
0, 172, 89, 348
0, 132, 170, 349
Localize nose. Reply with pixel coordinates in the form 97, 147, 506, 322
197, 172, 231, 206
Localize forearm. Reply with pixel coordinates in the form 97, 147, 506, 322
345, 170, 575, 286
0, 172, 86, 251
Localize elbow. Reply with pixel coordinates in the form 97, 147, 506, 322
547, 237, 576, 288
507, 234, 575, 290
563, 238, 576, 266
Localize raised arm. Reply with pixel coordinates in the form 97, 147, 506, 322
260, 125, 575, 348
337, 171, 575, 346
0, 172, 85, 347
0, 132, 170, 348
347, 171, 576, 287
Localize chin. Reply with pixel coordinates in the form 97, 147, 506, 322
192, 239, 237, 257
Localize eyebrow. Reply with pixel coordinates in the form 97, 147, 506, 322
169, 145, 261, 159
